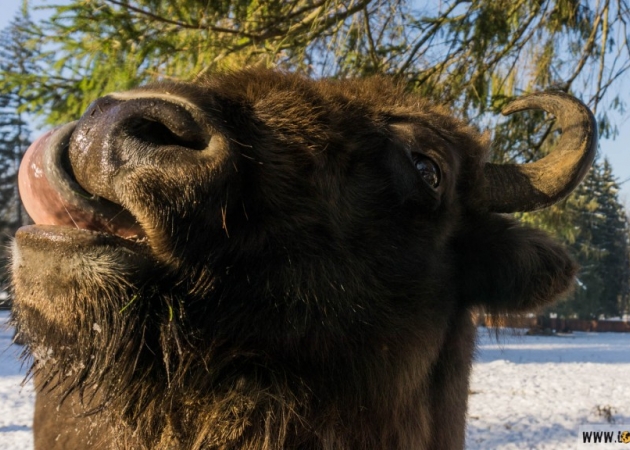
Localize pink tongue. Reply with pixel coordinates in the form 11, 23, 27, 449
19, 129, 142, 237
19, 130, 77, 228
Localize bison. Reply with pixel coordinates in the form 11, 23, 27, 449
11, 68, 596, 449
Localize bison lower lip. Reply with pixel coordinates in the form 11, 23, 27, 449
15, 225, 150, 253
19, 123, 145, 239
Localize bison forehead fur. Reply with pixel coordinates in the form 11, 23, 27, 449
11, 68, 592, 450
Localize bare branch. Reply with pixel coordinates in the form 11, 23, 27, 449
104, 0, 251, 36
593, 0, 611, 114
396, 1, 463, 76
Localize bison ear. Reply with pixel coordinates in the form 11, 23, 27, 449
452, 214, 577, 314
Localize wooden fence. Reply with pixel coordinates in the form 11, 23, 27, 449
480, 315, 630, 332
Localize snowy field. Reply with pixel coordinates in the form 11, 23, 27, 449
467, 328, 630, 449
1, 310, 629, 450
0, 311, 34, 450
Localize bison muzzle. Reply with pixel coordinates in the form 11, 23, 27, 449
11, 69, 596, 449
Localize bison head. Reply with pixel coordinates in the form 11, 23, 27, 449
12, 69, 595, 449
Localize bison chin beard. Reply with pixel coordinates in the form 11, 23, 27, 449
10, 225, 200, 448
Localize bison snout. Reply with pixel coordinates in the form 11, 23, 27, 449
68, 92, 212, 204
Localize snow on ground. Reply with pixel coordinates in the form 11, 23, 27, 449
467, 328, 630, 449
0, 311, 629, 449
0, 311, 34, 450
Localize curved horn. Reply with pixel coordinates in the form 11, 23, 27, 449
484, 91, 597, 213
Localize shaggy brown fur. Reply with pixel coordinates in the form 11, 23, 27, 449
12, 69, 578, 449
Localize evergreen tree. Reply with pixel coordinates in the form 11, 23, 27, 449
593, 159, 630, 316
0, 7, 37, 280
0, 96, 28, 232
548, 157, 630, 319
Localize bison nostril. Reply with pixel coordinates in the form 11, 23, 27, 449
125, 117, 208, 151
108, 94, 212, 153
68, 94, 212, 204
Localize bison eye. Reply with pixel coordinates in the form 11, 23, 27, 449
412, 154, 441, 188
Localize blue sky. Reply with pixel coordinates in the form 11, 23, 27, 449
3, 0, 630, 201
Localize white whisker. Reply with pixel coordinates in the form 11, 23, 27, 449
61, 203, 80, 230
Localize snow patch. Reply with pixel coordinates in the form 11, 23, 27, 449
0, 311, 34, 450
